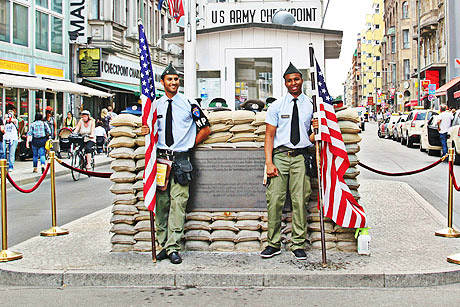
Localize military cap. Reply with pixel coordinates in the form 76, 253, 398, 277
283, 62, 302, 78
208, 97, 228, 108
240, 99, 265, 112
265, 97, 277, 108
161, 62, 179, 79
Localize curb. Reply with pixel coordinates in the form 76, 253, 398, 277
1, 266, 460, 288
5, 159, 112, 188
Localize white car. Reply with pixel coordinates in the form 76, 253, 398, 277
420, 113, 441, 155
393, 114, 408, 142
386, 114, 401, 139
401, 109, 434, 148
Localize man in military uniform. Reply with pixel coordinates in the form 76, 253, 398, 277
261, 62, 317, 260
143, 63, 211, 264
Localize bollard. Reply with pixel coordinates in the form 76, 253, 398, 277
40, 152, 69, 236
435, 148, 460, 238
0, 159, 22, 261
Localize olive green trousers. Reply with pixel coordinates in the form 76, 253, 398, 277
156, 180, 189, 255
266, 152, 311, 250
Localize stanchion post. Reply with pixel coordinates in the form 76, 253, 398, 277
0, 159, 22, 261
435, 148, 460, 238
40, 152, 69, 237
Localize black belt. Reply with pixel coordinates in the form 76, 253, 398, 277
158, 149, 190, 160
274, 146, 308, 157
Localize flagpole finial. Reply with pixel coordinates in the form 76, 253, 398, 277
309, 42, 313, 47
138, 18, 143, 25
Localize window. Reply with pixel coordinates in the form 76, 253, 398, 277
374, 4, 379, 14
35, 1, 63, 53
375, 24, 380, 29
51, 0, 61, 13
235, 58, 272, 107
0, 0, 10, 42
402, 2, 409, 19
51, 16, 61, 53
402, 29, 409, 49
91, 0, 99, 19
375, 56, 381, 61
391, 36, 396, 53
113, 0, 121, 24
35, 11, 48, 51
13, 3, 28, 46
36, 0, 47, 8
403, 59, 410, 80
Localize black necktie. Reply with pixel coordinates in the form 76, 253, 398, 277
166, 99, 174, 147
291, 98, 300, 146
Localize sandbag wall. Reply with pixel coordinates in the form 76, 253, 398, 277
107, 107, 362, 253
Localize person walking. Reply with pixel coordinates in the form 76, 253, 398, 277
262, 62, 318, 260
26, 113, 50, 173
63, 111, 76, 128
100, 108, 111, 133
45, 109, 57, 139
437, 104, 453, 157
141, 63, 211, 264
3, 112, 19, 172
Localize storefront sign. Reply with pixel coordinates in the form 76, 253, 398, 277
189, 149, 267, 211
79, 48, 101, 77
0, 59, 29, 73
69, 0, 88, 44
367, 96, 374, 105
206, 1, 321, 28
421, 80, 430, 92
97, 55, 141, 85
36, 65, 64, 78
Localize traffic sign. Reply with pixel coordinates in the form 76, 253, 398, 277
428, 94, 435, 101
428, 84, 436, 95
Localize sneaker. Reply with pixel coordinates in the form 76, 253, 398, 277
41, 167, 45, 174
260, 246, 281, 258
33, 168, 38, 173
292, 249, 307, 260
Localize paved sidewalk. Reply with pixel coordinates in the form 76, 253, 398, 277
5, 152, 113, 187
1, 180, 460, 288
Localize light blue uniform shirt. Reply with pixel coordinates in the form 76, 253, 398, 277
265, 92, 314, 149
157, 93, 202, 152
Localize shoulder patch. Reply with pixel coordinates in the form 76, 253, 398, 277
192, 107, 201, 117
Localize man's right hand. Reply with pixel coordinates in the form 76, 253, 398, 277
140, 125, 150, 135
266, 162, 279, 177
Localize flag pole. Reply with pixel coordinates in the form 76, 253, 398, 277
309, 43, 327, 267
150, 211, 157, 263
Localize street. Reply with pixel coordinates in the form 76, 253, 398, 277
4, 165, 112, 246
359, 121, 460, 229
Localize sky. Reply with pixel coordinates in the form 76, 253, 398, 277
323, 0, 373, 97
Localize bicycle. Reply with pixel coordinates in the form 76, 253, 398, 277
68, 134, 95, 181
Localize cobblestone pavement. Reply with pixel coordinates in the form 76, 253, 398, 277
1, 179, 459, 277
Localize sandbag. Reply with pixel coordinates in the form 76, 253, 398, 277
135, 159, 145, 171
351, 189, 360, 200
185, 240, 210, 251
209, 241, 235, 252
336, 232, 357, 242
111, 159, 136, 172
110, 214, 135, 224
345, 143, 360, 154
334, 225, 356, 233
134, 147, 145, 159
109, 136, 136, 148
110, 126, 136, 138
208, 111, 233, 124
133, 241, 152, 252
110, 223, 136, 235
311, 241, 336, 250
204, 132, 233, 144
110, 114, 139, 127
111, 234, 135, 245
260, 212, 268, 222
111, 243, 134, 252
135, 201, 146, 211
136, 170, 144, 181
254, 135, 265, 142
112, 194, 137, 205
337, 241, 357, 252
338, 121, 361, 134
232, 110, 255, 124
252, 111, 267, 126
136, 191, 144, 201
111, 204, 138, 215
307, 212, 332, 223
235, 220, 260, 231
185, 230, 211, 241
228, 132, 256, 143
110, 183, 134, 195
236, 230, 260, 242
211, 230, 237, 242
260, 221, 268, 231
212, 212, 236, 220
187, 212, 212, 221
210, 123, 232, 133
134, 210, 150, 221
348, 154, 359, 167
308, 231, 336, 243
345, 178, 360, 189
133, 180, 143, 191
308, 222, 334, 233
236, 212, 262, 220
132, 127, 145, 136
336, 108, 360, 123
134, 220, 151, 232
109, 147, 135, 159
344, 167, 360, 179
184, 220, 212, 231
134, 231, 152, 241
254, 125, 266, 135
235, 241, 261, 252
281, 223, 292, 234
260, 231, 267, 242
210, 220, 238, 232
342, 134, 362, 145
135, 136, 145, 146
230, 124, 256, 133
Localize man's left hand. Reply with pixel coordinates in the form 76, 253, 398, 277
140, 125, 150, 135
312, 118, 319, 130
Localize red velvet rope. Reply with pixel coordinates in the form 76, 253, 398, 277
358, 155, 446, 177
56, 159, 112, 178
7, 163, 50, 193
449, 160, 460, 191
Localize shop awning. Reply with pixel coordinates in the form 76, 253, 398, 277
46, 79, 113, 98
405, 100, 418, 107
86, 79, 165, 97
435, 76, 460, 96
455, 90, 460, 99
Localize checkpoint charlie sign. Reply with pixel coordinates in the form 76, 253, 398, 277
205, 1, 322, 28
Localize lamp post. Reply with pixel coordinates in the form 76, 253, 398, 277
417, 0, 421, 107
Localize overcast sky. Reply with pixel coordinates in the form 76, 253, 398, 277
323, 0, 373, 97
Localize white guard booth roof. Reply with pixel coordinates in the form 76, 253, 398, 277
0, 74, 112, 98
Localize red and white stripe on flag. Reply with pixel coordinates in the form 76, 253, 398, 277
167, 0, 184, 22
139, 22, 158, 212
319, 101, 367, 228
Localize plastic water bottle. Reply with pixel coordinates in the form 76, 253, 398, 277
355, 228, 371, 255
200, 87, 208, 102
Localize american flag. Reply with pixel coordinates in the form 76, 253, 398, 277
158, 0, 184, 22
315, 58, 367, 228
139, 22, 158, 212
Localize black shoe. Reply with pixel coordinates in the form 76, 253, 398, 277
260, 246, 281, 258
41, 167, 45, 174
292, 249, 307, 260
168, 252, 182, 264
156, 249, 168, 261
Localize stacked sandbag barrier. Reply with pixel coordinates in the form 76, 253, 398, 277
107, 107, 362, 253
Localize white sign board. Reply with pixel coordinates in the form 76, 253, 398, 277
69, 0, 88, 44
96, 55, 141, 85
205, 1, 322, 28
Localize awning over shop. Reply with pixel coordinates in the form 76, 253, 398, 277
436, 76, 460, 96
86, 79, 165, 97
405, 100, 418, 107
455, 90, 460, 99
46, 79, 112, 98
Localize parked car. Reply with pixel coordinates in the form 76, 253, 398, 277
447, 110, 460, 164
386, 114, 401, 139
393, 114, 408, 142
420, 113, 442, 156
378, 117, 390, 138
401, 108, 435, 148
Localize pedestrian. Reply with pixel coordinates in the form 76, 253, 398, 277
100, 108, 111, 133
141, 63, 211, 264
261, 62, 318, 260
63, 111, 76, 128
94, 120, 107, 153
107, 105, 117, 119
26, 113, 51, 173
45, 108, 57, 139
3, 112, 19, 172
437, 104, 453, 157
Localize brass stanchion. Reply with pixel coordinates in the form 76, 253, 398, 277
40, 152, 69, 236
0, 159, 22, 261
435, 148, 460, 238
